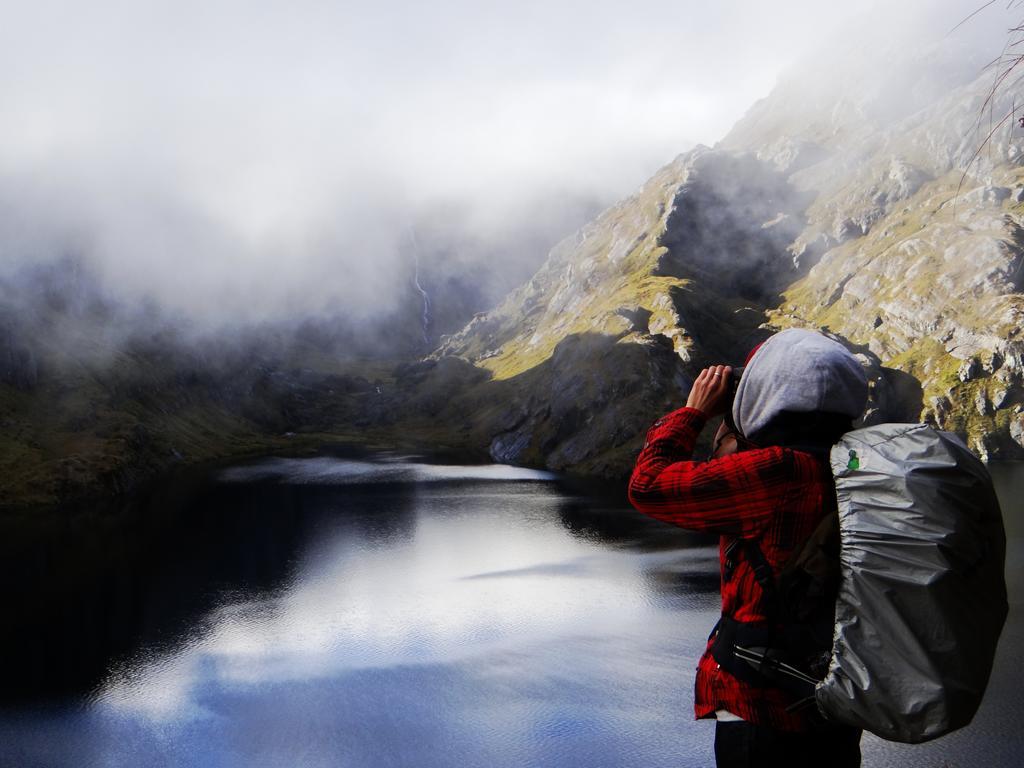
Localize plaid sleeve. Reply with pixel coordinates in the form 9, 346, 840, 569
628, 406, 797, 537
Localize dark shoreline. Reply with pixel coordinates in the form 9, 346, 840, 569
0, 427, 499, 520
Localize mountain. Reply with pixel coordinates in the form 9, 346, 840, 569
429, 26, 1024, 468
8, 17, 1024, 510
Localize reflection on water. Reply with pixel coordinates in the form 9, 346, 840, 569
218, 455, 558, 484
0, 457, 1021, 768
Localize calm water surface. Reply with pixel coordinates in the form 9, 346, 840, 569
0, 455, 1021, 767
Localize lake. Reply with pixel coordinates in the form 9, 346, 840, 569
0, 455, 1021, 767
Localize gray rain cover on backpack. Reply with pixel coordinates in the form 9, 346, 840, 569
816, 423, 1008, 743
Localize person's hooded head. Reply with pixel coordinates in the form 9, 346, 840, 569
732, 329, 869, 451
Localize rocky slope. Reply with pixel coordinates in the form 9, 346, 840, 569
431, 28, 1024, 467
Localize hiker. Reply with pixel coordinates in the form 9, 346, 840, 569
628, 329, 868, 768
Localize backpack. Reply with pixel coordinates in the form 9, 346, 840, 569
715, 423, 1008, 743
815, 423, 1008, 743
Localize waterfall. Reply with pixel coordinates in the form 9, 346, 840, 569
407, 227, 431, 346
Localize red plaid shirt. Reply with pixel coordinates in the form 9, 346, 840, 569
628, 406, 836, 732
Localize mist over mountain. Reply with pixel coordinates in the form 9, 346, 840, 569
4, 0, 1023, 508
0, 1, 876, 340
428, 2, 1024, 469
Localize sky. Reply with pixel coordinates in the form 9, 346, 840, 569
0, 0, 999, 328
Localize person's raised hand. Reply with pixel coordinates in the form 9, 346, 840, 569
685, 365, 732, 417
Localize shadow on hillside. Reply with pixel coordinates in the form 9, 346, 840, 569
391, 322, 932, 482
874, 366, 925, 424
837, 336, 926, 425
393, 331, 701, 479
655, 152, 817, 309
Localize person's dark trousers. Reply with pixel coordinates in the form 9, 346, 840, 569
714, 720, 862, 768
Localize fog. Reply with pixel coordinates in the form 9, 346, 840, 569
0, 0, 1012, 345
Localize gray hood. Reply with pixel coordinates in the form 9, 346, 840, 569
733, 329, 868, 443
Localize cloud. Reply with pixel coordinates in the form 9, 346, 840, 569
0, 0, 989, 329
